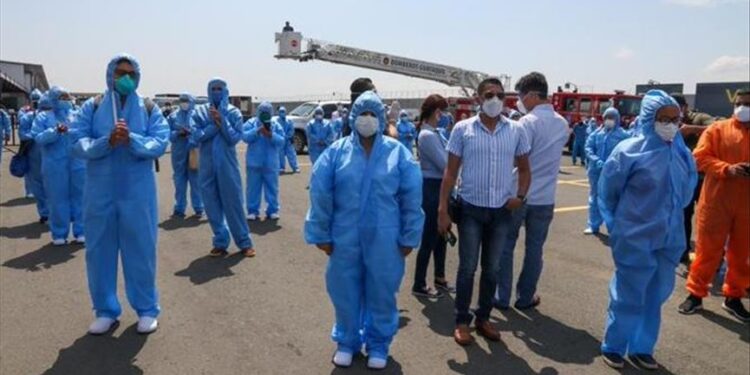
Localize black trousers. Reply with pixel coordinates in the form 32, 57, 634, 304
413, 178, 447, 290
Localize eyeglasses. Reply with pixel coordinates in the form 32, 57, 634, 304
114, 69, 135, 78
482, 92, 505, 100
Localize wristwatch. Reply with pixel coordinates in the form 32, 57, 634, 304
517, 194, 527, 204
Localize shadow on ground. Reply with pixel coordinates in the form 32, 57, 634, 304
0, 221, 47, 240
42, 324, 148, 375
174, 253, 248, 285
158, 215, 206, 231
2, 242, 84, 271
249, 219, 282, 236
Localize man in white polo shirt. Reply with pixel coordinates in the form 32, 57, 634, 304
494, 72, 570, 310
438, 77, 531, 346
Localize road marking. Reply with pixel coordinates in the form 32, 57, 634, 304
554, 205, 588, 213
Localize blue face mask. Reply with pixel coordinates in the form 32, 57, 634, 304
279, 111, 286, 119
115, 75, 136, 96
210, 90, 223, 107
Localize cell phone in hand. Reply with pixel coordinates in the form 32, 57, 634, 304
444, 229, 457, 247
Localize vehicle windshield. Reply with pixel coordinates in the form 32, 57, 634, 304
616, 98, 641, 117
289, 103, 317, 117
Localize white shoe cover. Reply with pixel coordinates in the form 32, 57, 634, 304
88, 317, 116, 335
332, 351, 353, 367
367, 357, 387, 370
137, 316, 158, 334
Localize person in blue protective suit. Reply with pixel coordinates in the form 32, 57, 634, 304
19, 89, 49, 222
396, 110, 417, 154
598, 90, 697, 370
0, 105, 10, 165
583, 108, 629, 234
21, 89, 44, 198
192, 78, 254, 258
571, 118, 589, 166
305, 106, 333, 164
168, 93, 203, 218
32, 86, 85, 246
244, 102, 285, 220
331, 108, 348, 140
69, 54, 168, 335
304, 91, 424, 370
436, 111, 453, 142
276, 106, 299, 174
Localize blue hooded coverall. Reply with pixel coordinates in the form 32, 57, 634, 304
70, 54, 168, 319
191, 78, 252, 251
32, 86, 85, 241
304, 91, 424, 360
584, 108, 629, 232
168, 93, 203, 216
599, 90, 697, 356
571, 121, 588, 165
19, 90, 49, 219
244, 102, 285, 217
396, 110, 417, 154
276, 106, 299, 172
0, 109, 10, 164
330, 108, 347, 140
305, 107, 333, 165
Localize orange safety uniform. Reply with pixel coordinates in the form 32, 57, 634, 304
687, 117, 750, 298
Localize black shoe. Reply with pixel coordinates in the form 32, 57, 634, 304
411, 286, 444, 299
601, 352, 625, 369
171, 212, 186, 219
629, 354, 659, 370
722, 298, 750, 323
39, 216, 48, 224
434, 279, 456, 293
514, 295, 541, 310
678, 295, 702, 315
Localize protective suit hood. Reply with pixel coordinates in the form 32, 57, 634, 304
47, 86, 71, 118
30, 89, 42, 101
602, 107, 622, 129
349, 91, 386, 136
106, 53, 141, 92
638, 90, 680, 138
206, 77, 229, 111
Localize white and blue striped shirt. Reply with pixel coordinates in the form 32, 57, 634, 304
447, 115, 530, 208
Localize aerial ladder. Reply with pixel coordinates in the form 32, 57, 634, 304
274, 22, 510, 97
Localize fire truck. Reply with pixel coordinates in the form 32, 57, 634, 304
274, 22, 641, 130
274, 22, 507, 123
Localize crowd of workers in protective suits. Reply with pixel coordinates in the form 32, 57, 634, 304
1, 52, 748, 372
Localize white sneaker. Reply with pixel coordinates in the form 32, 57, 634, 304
26, 193, 35, 199
74, 236, 85, 244
137, 316, 158, 334
583, 228, 595, 235
52, 239, 67, 246
332, 350, 353, 367
88, 317, 117, 335
247, 214, 258, 221
269, 213, 280, 220
367, 357, 387, 370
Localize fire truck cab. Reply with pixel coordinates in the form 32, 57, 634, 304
551, 91, 641, 127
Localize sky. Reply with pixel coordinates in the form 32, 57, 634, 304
1, 0, 749, 99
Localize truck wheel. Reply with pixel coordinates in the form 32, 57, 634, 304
293, 131, 306, 154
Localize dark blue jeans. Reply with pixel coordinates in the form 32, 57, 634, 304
455, 202, 512, 325
494, 204, 555, 308
413, 178, 447, 291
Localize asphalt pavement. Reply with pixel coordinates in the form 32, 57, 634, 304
1, 144, 748, 375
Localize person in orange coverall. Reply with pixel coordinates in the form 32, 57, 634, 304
678, 88, 750, 323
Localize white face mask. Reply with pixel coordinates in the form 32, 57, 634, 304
515, 98, 528, 115
654, 121, 679, 142
315, 114, 323, 121
604, 119, 615, 129
355, 115, 379, 138
482, 97, 504, 118
734, 105, 750, 123
179, 102, 189, 111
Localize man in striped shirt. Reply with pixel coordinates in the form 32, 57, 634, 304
438, 77, 531, 346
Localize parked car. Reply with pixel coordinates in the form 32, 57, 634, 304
287, 101, 349, 154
